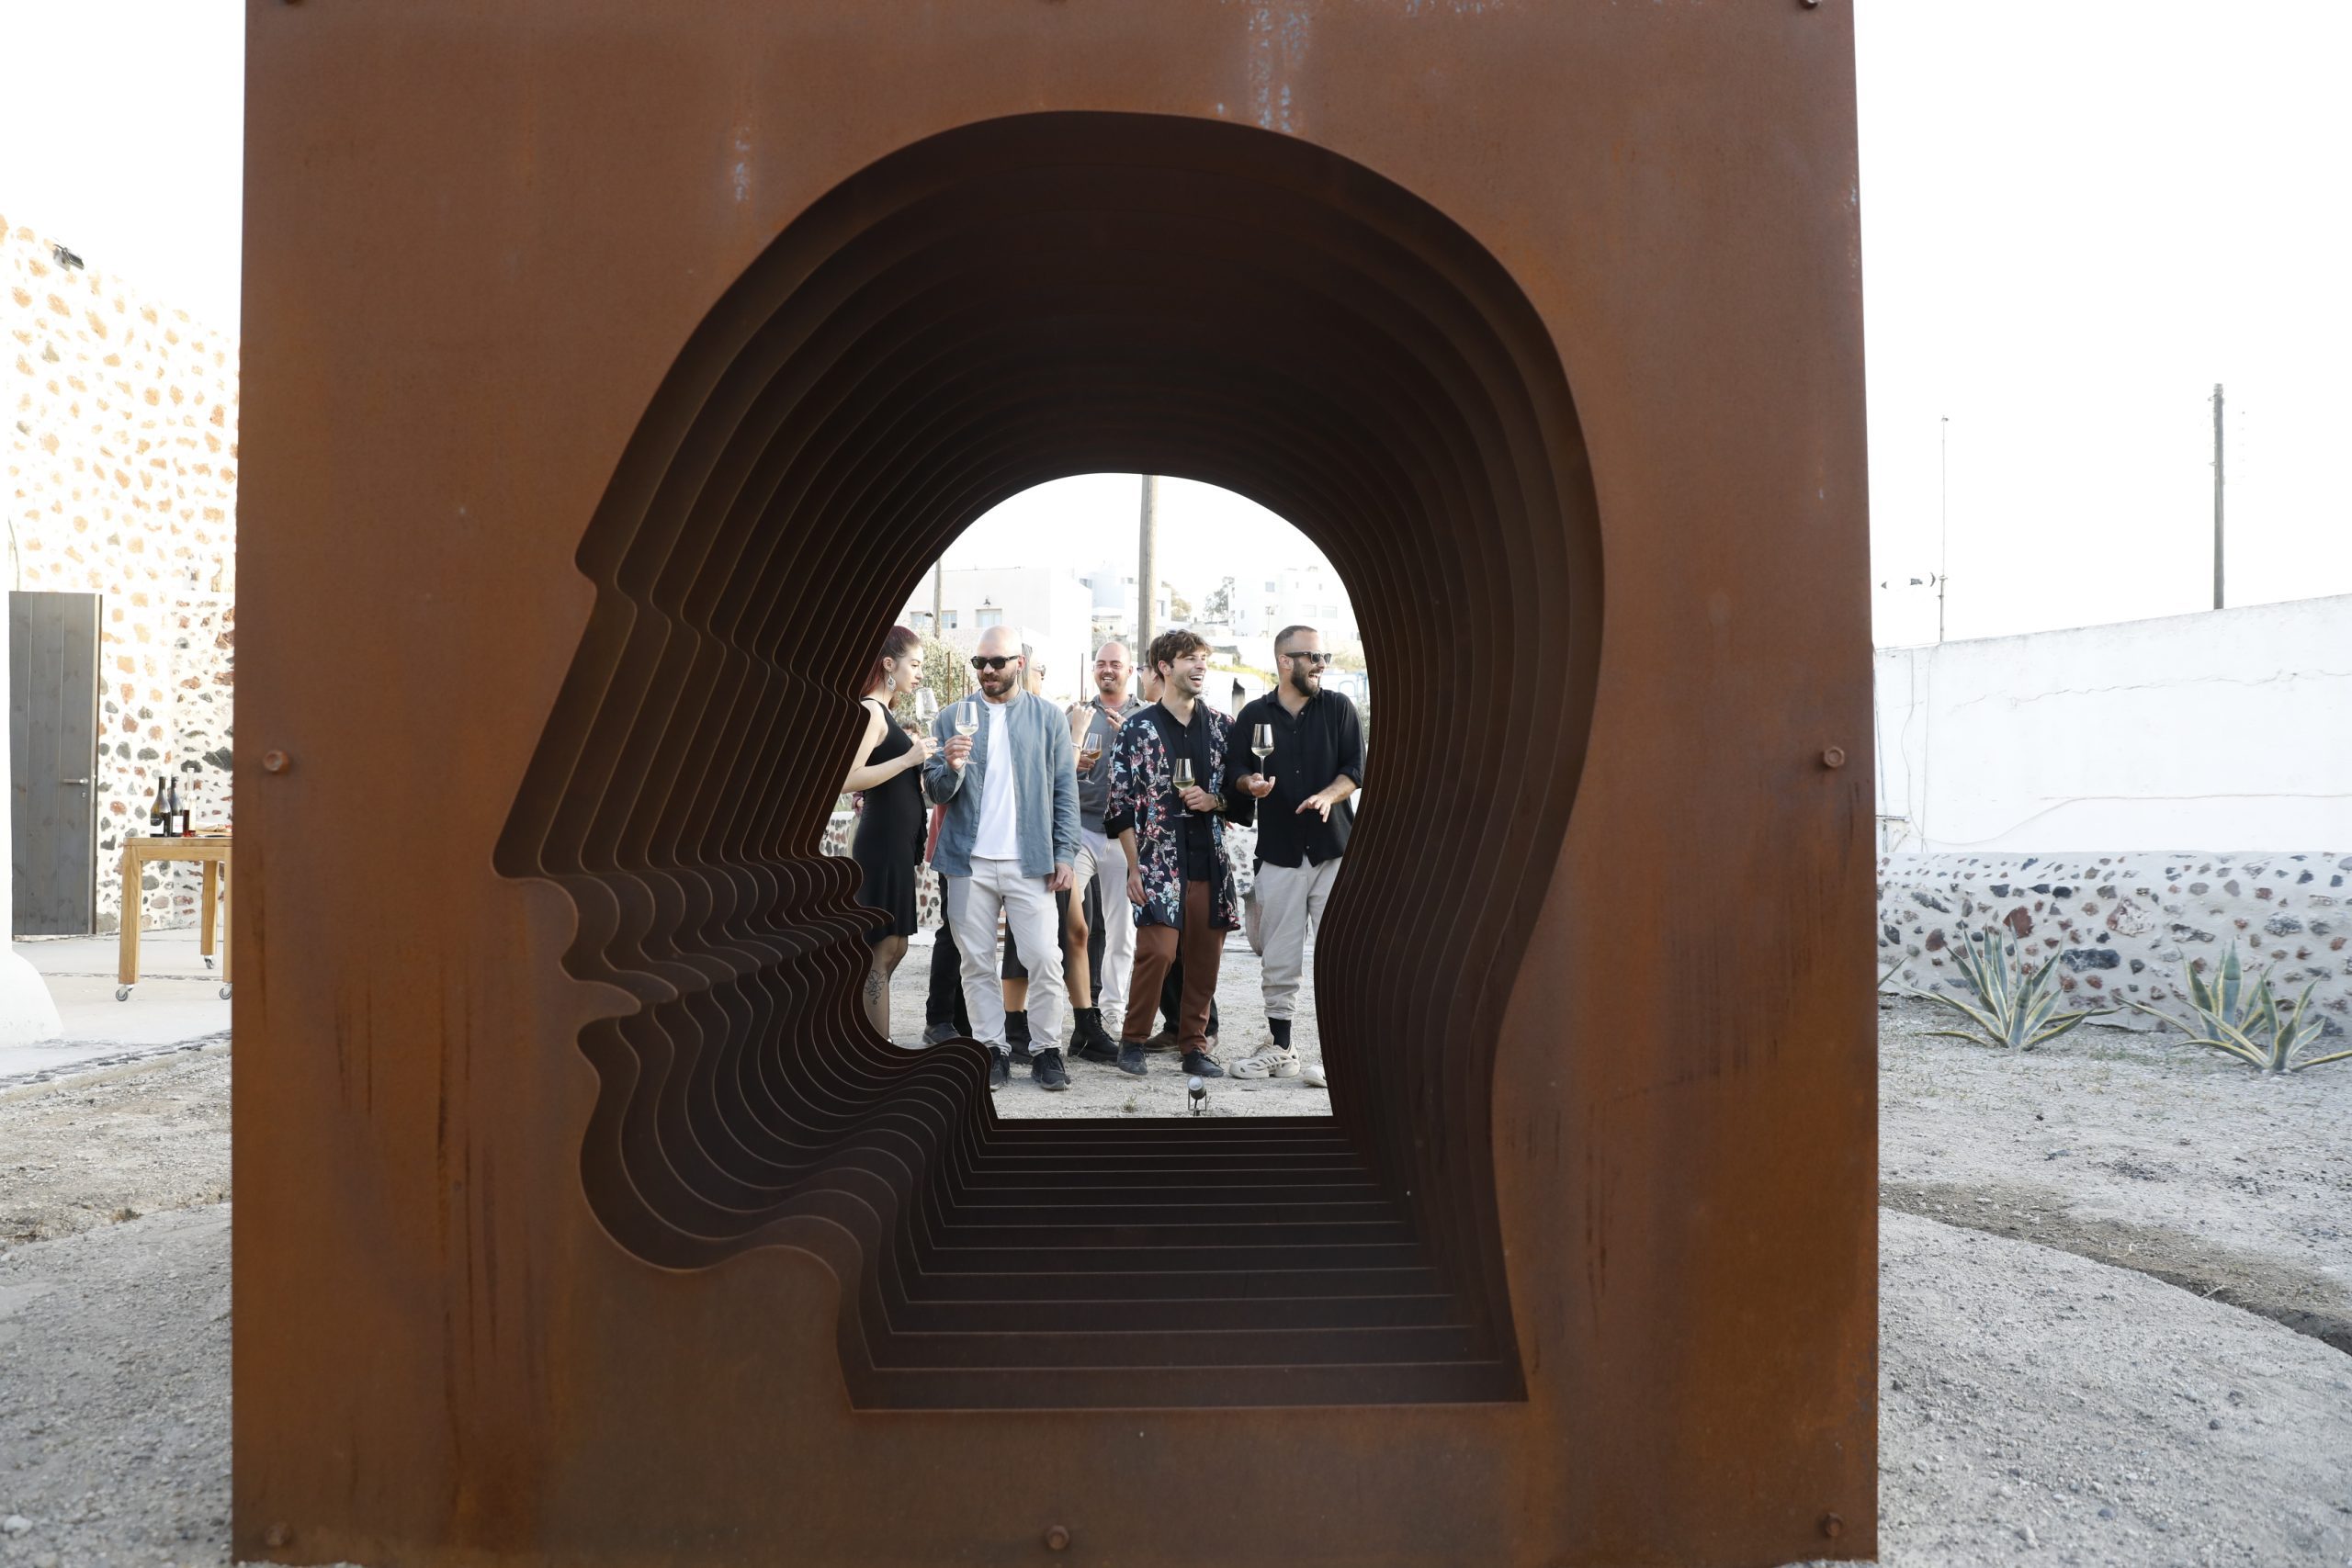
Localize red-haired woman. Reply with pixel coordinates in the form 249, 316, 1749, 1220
842, 626, 934, 1035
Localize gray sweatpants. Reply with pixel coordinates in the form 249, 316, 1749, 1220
945, 857, 1066, 1052
1255, 855, 1341, 1022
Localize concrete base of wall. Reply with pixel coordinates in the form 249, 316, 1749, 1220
1880, 851, 2352, 1037
0, 946, 64, 1048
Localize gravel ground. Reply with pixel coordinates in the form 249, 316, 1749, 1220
887, 928, 1335, 1119
0, 1046, 230, 1246
2, 984, 2348, 1566
1880, 995, 2352, 1352
1871, 1210, 2352, 1567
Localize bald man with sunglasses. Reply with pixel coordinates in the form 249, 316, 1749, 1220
925, 625, 1081, 1091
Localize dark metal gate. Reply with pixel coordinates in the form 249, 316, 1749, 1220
10, 591, 99, 936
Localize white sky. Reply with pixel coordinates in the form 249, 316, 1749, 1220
6, 1, 2346, 648
948, 475, 1331, 608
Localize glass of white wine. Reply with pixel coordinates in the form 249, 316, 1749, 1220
914, 688, 938, 726
1172, 756, 1196, 797
1252, 722, 1273, 758
952, 701, 979, 767
1079, 733, 1103, 774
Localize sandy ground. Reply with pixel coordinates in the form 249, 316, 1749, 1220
1879, 995, 2352, 1353
886, 927, 1335, 1118
2, 971, 2348, 1565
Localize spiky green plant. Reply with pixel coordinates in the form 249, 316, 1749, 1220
1909, 927, 2113, 1050
2127, 942, 2351, 1075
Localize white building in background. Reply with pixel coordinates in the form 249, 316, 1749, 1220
1234, 566, 1360, 646
903, 565, 1095, 703
1078, 563, 1175, 647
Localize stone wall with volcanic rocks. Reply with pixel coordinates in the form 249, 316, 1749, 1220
5, 218, 236, 931
1881, 852, 2352, 1037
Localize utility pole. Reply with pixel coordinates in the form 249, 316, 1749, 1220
931, 559, 944, 639
1136, 474, 1159, 654
1937, 414, 1950, 644
2211, 383, 2225, 610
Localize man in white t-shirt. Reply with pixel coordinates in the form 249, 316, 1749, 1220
925, 625, 1081, 1091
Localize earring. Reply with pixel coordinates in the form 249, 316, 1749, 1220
883, 671, 897, 693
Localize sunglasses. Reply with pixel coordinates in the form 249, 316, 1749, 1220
1283, 651, 1331, 666
970, 655, 1019, 671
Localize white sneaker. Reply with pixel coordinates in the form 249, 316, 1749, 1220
1229, 1043, 1300, 1080
1301, 1061, 1328, 1089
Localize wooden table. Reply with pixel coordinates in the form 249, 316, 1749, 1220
116, 835, 232, 999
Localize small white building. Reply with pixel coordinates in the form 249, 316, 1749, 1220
1234, 566, 1360, 646
903, 565, 1095, 703
1078, 562, 1177, 649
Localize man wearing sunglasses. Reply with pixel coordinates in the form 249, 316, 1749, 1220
1227, 625, 1360, 1087
924, 625, 1081, 1091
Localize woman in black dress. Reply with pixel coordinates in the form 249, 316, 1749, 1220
842, 626, 934, 1036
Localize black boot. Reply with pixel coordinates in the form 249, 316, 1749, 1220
1071, 1007, 1119, 1064
1269, 1017, 1293, 1052
1005, 1010, 1032, 1065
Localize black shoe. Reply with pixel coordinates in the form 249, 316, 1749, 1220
920, 1020, 961, 1047
1116, 1043, 1148, 1077
987, 1049, 1011, 1091
1071, 1007, 1120, 1064
1180, 1049, 1225, 1079
1031, 1047, 1070, 1090
1143, 1026, 1181, 1055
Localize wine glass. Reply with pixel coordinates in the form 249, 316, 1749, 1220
950, 701, 979, 769
1252, 722, 1273, 758
914, 688, 938, 726
1172, 756, 1196, 794
1079, 733, 1103, 774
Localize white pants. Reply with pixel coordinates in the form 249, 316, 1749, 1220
1074, 827, 1134, 1022
946, 858, 1065, 1052
1256, 856, 1341, 1022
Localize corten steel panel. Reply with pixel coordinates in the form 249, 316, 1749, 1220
235, 4, 1875, 1565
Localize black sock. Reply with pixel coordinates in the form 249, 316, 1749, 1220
1270, 1017, 1293, 1050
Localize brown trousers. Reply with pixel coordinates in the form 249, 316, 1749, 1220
1121, 877, 1222, 1053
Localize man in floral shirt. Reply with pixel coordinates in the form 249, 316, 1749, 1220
1106, 628, 1243, 1079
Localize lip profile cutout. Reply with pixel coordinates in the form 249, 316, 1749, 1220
492, 111, 1600, 1410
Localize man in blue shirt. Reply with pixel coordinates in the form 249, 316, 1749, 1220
925, 625, 1080, 1090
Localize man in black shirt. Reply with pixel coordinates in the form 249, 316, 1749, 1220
1228, 625, 1361, 1084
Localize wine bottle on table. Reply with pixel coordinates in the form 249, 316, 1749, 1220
149, 777, 169, 835
167, 776, 185, 837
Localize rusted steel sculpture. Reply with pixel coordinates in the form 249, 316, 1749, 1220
236, 5, 1875, 1564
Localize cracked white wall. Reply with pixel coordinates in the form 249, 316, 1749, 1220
1873, 595, 2352, 854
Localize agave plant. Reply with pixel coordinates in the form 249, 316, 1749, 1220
2127, 942, 2351, 1075
1909, 927, 2113, 1050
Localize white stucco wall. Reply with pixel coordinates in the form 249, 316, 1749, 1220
1874, 595, 2352, 854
